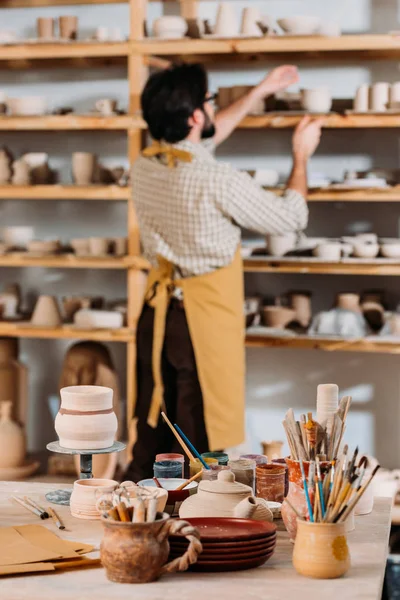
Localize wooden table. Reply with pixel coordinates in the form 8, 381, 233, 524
0, 482, 392, 600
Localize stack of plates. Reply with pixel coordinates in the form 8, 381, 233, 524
169, 518, 277, 572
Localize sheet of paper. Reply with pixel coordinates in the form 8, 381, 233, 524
0, 563, 55, 577
14, 525, 81, 560
0, 527, 61, 566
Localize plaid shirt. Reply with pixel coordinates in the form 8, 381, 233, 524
132, 139, 308, 277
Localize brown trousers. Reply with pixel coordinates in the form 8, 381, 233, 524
125, 299, 209, 482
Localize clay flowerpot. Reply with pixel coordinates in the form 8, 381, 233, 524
301, 87, 332, 113
0, 400, 25, 469
72, 152, 96, 185
31, 295, 62, 328
152, 16, 188, 39
101, 513, 199, 583
59, 16, 78, 40
261, 306, 296, 329
293, 520, 350, 579
336, 293, 360, 313
89, 237, 110, 256
37, 17, 55, 39
55, 385, 118, 450
70, 478, 118, 519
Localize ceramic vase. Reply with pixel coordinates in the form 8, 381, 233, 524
290, 292, 312, 328
70, 478, 118, 519
59, 16, 78, 40
370, 82, 389, 112
31, 295, 62, 328
293, 521, 350, 579
354, 84, 369, 112
37, 17, 55, 39
72, 152, 95, 185
241, 7, 262, 36
55, 385, 118, 450
11, 159, 30, 186
0, 400, 25, 469
281, 458, 316, 541
214, 2, 239, 37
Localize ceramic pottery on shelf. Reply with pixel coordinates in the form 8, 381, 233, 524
59, 15, 78, 40
0, 400, 25, 469
55, 384, 118, 450
11, 159, 31, 186
31, 295, 62, 328
0, 149, 12, 184
7, 97, 47, 117
293, 521, 350, 579
261, 440, 284, 460
72, 152, 96, 185
37, 17, 55, 39
70, 478, 118, 519
152, 16, 187, 39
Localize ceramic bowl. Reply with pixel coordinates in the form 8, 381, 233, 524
27, 239, 60, 254
352, 242, 379, 259
70, 238, 90, 256
356, 233, 378, 244
73, 309, 123, 330
312, 242, 341, 261
70, 478, 118, 520
152, 16, 188, 39
249, 170, 279, 187
277, 16, 321, 35
301, 87, 332, 113
261, 306, 296, 329
138, 478, 198, 515
381, 242, 400, 259
7, 96, 47, 116
266, 233, 296, 257
3, 226, 34, 248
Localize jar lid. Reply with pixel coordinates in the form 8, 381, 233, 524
199, 469, 253, 495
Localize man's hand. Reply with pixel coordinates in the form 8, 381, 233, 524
253, 65, 299, 100
292, 116, 324, 163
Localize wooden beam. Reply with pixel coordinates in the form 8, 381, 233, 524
0, 42, 129, 62
0, 255, 134, 269
0, 115, 145, 130
0, 185, 130, 200
2, 0, 124, 6
0, 323, 133, 342
245, 334, 400, 354
244, 258, 400, 276
240, 113, 400, 129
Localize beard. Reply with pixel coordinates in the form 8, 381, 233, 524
201, 111, 216, 139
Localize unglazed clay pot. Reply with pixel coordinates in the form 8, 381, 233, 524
112, 237, 128, 256
7, 97, 47, 116
70, 238, 90, 256
214, 2, 239, 37
290, 292, 312, 327
31, 295, 62, 328
72, 153, 95, 185
37, 17, 55, 39
70, 478, 118, 519
152, 16, 188, 39
0, 400, 25, 469
261, 306, 296, 329
88, 237, 109, 256
11, 159, 31, 186
0, 150, 11, 184
293, 521, 350, 579
59, 15, 78, 40
73, 309, 123, 330
301, 87, 332, 113
55, 385, 118, 450
261, 440, 284, 459
370, 82, 389, 112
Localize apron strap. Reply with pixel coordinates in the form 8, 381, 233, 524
142, 141, 193, 169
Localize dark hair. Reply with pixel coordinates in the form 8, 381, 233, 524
141, 63, 208, 143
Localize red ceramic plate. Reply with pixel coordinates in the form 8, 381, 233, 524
189, 552, 274, 572
170, 533, 277, 550
170, 538, 276, 556
171, 518, 277, 542
171, 545, 276, 562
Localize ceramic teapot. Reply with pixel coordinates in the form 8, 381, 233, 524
179, 470, 273, 522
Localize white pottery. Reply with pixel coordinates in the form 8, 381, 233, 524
318, 21, 341, 37
290, 292, 312, 328
316, 383, 338, 426
389, 82, 400, 108
214, 3, 239, 37
152, 16, 187, 39
312, 242, 341, 260
70, 238, 90, 256
266, 232, 296, 256
369, 83, 389, 112
308, 309, 368, 338
0, 293, 19, 319
353, 84, 369, 112
73, 309, 123, 330
31, 295, 62, 328
95, 27, 109, 41
250, 169, 279, 187
356, 233, 378, 243
22, 152, 48, 169
56, 385, 118, 450
95, 99, 118, 116
381, 242, 400, 258
278, 16, 321, 35
7, 97, 47, 116
27, 239, 60, 255
3, 226, 34, 248
120, 481, 168, 514
70, 478, 118, 519
0, 31, 17, 44
352, 242, 379, 258
301, 87, 332, 113
0, 401, 25, 469
89, 237, 109, 256
240, 7, 262, 37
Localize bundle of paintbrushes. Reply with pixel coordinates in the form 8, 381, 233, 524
286, 447, 380, 523
282, 386, 352, 461
102, 496, 160, 523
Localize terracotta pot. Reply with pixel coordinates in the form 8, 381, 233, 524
336, 293, 360, 312
72, 152, 95, 185
293, 520, 350, 579
70, 238, 90, 256
261, 440, 284, 459
59, 15, 78, 40
256, 464, 286, 502
31, 295, 62, 328
261, 306, 296, 329
289, 292, 312, 328
55, 385, 118, 450
37, 17, 55, 39
70, 478, 118, 519
101, 513, 198, 583
0, 400, 25, 469
89, 237, 109, 256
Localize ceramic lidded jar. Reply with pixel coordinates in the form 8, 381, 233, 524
0, 400, 25, 469
293, 521, 350, 579
55, 385, 118, 449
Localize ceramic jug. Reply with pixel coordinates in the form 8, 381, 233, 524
101, 514, 201, 583
179, 470, 273, 522
0, 400, 25, 469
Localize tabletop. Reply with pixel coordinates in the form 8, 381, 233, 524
0, 481, 392, 600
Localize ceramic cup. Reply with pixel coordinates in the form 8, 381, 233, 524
95, 99, 118, 116
370, 82, 389, 112
70, 238, 90, 256
152, 16, 187, 39
261, 306, 296, 329
89, 237, 109, 256
290, 292, 312, 328
261, 440, 284, 460
31, 295, 62, 328
336, 293, 360, 312
59, 16, 78, 40
301, 87, 332, 113
72, 152, 95, 185
37, 17, 55, 39
390, 82, 400, 108
312, 242, 341, 261
240, 7, 262, 37
266, 232, 297, 257
112, 237, 127, 256
70, 478, 118, 519
256, 464, 286, 503
354, 84, 369, 112
293, 521, 350, 579
214, 2, 239, 37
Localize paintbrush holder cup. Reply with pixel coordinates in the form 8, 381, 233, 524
293, 520, 350, 579
100, 514, 201, 583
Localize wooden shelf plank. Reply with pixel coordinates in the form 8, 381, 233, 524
0, 115, 144, 130
0, 323, 132, 342
266, 186, 400, 202
0, 254, 151, 270
0, 185, 130, 200
240, 113, 400, 129
3, 0, 124, 6
244, 258, 400, 276
245, 334, 400, 354
0, 42, 129, 62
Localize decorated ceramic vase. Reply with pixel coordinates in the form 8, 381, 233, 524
55, 385, 118, 449
0, 400, 25, 468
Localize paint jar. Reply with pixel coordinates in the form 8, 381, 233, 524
153, 460, 182, 479
189, 457, 218, 478
256, 463, 286, 503
272, 458, 289, 496
228, 459, 256, 492
201, 463, 231, 481
240, 453, 268, 466
293, 520, 350, 579
201, 451, 229, 466
155, 453, 184, 477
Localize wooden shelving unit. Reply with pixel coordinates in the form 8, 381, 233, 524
0, 255, 148, 269
0, 323, 132, 342
245, 334, 400, 354
0, 185, 131, 200
291, 187, 400, 203
240, 113, 400, 129
0, 115, 142, 130
244, 259, 400, 276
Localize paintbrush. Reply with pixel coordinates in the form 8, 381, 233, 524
161, 412, 195, 462
299, 414, 308, 458
12, 496, 46, 519
48, 506, 65, 530
24, 496, 49, 519
284, 497, 305, 521
174, 423, 210, 469
175, 470, 202, 491
305, 413, 318, 460
299, 458, 314, 522
153, 477, 164, 489
338, 465, 380, 523
316, 458, 326, 518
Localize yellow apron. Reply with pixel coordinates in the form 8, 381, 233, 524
144, 248, 245, 451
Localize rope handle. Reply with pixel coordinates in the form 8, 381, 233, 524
159, 519, 202, 574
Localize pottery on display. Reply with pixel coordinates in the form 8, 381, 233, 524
290, 292, 312, 327
7, 97, 47, 116
281, 458, 316, 540
89, 237, 110, 256
94, 27, 123, 42
316, 383, 338, 426
31, 295, 62, 328
381, 241, 400, 258
73, 309, 123, 330
112, 237, 128, 256
301, 87, 332, 113
214, 3, 239, 37
261, 440, 284, 460
387, 313, 400, 336
266, 232, 296, 256
0, 149, 12, 184
353, 84, 369, 112
318, 21, 341, 37
62, 296, 103, 321
95, 99, 118, 116
361, 301, 384, 331
70, 238, 90, 256
336, 293, 360, 312
352, 241, 379, 258
248, 169, 279, 187
261, 306, 296, 329
22, 153, 52, 184
37, 17, 55, 39
70, 478, 118, 519
11, 159, 31, 186
72, 152, 96, 185
138, 478, 198, 516
59, 16, 78, 40
3, 226, 34, 249
27, 239, 60, 255
152, 16, 188, 39
389, 82, 400, 108
278, 16, 321, 35
0, 401, 25, 469
312, 242, 341, 261
293, 521, 350, 579
0, 293, 19, 319
55, 385, 118, 450
370, 82, 389, 112
240, 7, 262, 37
309, 308, 368, 337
